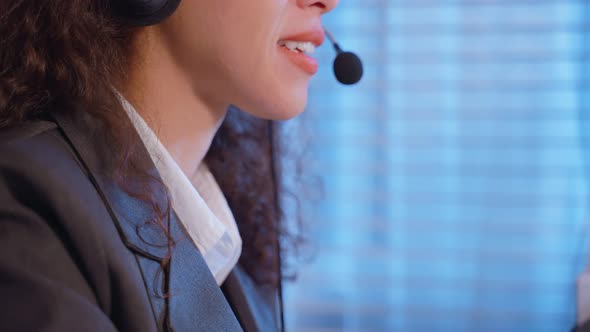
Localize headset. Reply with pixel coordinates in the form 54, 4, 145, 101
111, 0, 363, 85
110, 0, 181, 27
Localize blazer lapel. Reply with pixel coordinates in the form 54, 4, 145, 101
167, 211, 242, 331
222, 266, 281, 332
51, 108, 241, 331
52, 109, 169, 262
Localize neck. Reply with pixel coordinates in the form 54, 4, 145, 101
120, 29, 228, 179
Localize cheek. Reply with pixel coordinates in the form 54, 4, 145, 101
221, 1, 314, 119
232, 48, 312, 121
214, 18, 312, 119
166, 0, 310, 119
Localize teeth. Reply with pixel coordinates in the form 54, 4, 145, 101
278, 40, 316, 55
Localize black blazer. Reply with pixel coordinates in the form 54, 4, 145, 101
577, 320, 590, 332
0, 107, 280, 331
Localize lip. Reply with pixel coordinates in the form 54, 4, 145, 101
278, 47, 318, 75
278, 28, 325, 75
279, 29, 325, 48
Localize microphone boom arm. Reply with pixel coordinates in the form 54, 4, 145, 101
324, 28, 343, 53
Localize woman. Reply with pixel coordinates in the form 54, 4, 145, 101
0, 0, 337, 331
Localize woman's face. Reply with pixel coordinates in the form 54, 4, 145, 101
157, 0, 339, 120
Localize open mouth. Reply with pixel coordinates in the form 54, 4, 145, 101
277, 40, 316, 55
276, 41, 319, 75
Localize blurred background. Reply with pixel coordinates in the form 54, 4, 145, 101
281, 1, 590, 331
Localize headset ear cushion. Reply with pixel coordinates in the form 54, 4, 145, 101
112, 0, 181, 26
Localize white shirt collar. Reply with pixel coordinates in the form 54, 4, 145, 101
118, 95, 242, 285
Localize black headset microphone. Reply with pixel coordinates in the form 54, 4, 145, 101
324, 28, 364, 85
111, 0, 363, 85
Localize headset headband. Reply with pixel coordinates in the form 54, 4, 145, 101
111, 0, 181, 26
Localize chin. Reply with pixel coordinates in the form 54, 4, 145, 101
266, 103, 307, 121
240, 87, 309, 121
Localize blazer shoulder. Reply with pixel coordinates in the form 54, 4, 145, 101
0, 119, 87, 177
0, 119, 58, 144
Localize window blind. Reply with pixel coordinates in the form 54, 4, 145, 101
283, 1, 590, 331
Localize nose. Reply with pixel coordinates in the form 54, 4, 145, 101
297, 0, 339, 14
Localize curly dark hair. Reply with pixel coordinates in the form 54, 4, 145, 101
0, 0, 291, 289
